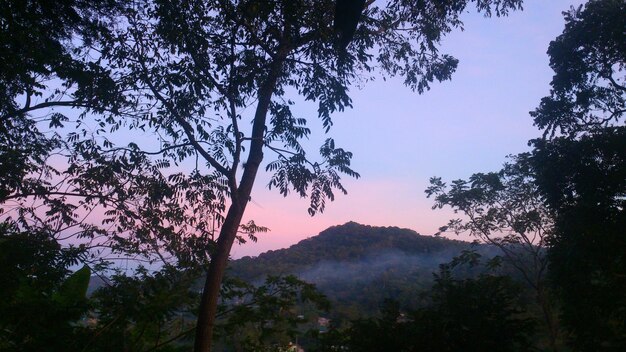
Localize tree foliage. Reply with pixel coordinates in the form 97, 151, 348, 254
525, 1, 626, 349
530, 128, 626, 350
426, 159, 552, 288
426, 157, 561, 348
2, 0, 526, 350
215, 275, 329, 351
1, 0, 524, 258
426, 1, 625, 350
317, 255, 535, 352
0, 229, 328, 352
0, 225, 90, 351
530, 0, 625, 137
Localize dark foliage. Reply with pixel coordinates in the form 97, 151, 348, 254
215, 275, 329, 351
530, 0, 625, 137
1, 1, 527, 350
426, 157, 562, 348
314, 258, 536, 352
87, 266, 201, 352
530, 128, 626, 350
334, 0, 367, 50
526, 1, 626, 349
0, 225, 90, 352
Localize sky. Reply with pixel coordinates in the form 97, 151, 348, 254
229, 0, 587, 258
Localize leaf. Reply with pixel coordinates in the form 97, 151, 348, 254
53, 265, 91, 305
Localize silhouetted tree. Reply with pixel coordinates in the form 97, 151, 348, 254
528, 0, 625, 349
0, 225, 91, 351
429, 1, 626, 349
320, 256, 535, 352
1, 1, 525, 350
530, 129, 626, 350
530, 0, 625, 137
426, 159, 560, 349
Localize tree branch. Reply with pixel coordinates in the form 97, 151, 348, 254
130, 23, 230, 178
3, 100, 91, 119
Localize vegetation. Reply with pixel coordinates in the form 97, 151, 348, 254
529, 1, 625, 348
0, 0, 525, 350
232, 222, 469, 279
230, 222, 488, 321
0, 226, 90, 351
428, 0, 625, 350
314, 258, 536, 352
426, 155, 560, 348
1, 0, 624, 351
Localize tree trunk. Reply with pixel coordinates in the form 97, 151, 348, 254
193, 53, 286, 352
193, 201, 247, 352
537, 285, 560, 351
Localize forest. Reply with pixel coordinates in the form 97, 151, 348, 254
1, 0, 624, 351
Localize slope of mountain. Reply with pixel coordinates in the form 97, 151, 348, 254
229, 222, 475, 319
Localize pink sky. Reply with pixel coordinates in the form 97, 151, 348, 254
11, 0, 585, 261
230, 0, 586, 258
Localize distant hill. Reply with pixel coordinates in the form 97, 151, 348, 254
87, 275, 110, 296
229, 222, 477, 320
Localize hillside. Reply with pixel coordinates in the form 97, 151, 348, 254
229, 222, 476, 320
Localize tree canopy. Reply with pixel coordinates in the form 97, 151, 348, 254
528, 1, 625, 348
530, 0, 625, 137
2, 0, 528, 350
428, 1, 625, 350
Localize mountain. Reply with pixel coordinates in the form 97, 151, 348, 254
229, 222, 476, 320
87, 275, 110, 296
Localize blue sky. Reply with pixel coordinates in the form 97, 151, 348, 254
230, 0, 587, 258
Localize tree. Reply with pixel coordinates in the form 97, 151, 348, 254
215, 275, 329, 351
86, 265, 201, 352
0, 0, 123, 205
0, 227, 327, 352
1, 1, 525, 350
322, 256, 535, 352
426, 158, 561, 349
530, 0, 625, 137
530, 130, 626, 350
527, 0, 625, 349
417, 260, 536, 352
0, 225, 91, 351
428, 1, 626, 349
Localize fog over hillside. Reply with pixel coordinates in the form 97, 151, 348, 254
296, 247, 463, 285
229, 222, 501, 318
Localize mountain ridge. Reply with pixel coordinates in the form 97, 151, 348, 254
229, 222, 476, 318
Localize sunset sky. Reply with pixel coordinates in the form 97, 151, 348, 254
230, 0, 587, 258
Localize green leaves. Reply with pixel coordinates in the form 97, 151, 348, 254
266, 138, 359, 216
53, 265, 91, 306
216, 274, 329, 351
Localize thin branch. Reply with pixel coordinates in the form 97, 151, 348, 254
2, 191, 120, 203
228, 28, 242, 189
102, 143, 194, 156
4, 100, 91, 119
606, 73, 626, 92
130, 22, 230, 178
266, 144, 318, 168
